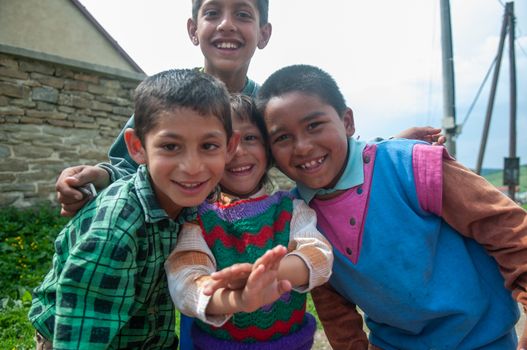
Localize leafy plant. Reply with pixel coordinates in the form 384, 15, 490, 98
0, 205, 67, 299
0, 205, 66, 349
0, 297, 35, 349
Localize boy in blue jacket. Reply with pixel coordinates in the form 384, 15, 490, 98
256, 64, 527, 349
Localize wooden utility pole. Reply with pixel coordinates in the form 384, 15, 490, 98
440, 0, 457, 156
506, 1, 518, 201
475, 2, 519, 201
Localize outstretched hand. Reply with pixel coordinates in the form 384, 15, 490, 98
394, 126, 446, 146
203, 245, 289, 295
239, 251, 292, 312
203, 263, 253, 294
204, 245, 292, 313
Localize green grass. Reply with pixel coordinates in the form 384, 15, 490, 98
0, 205, 321, 349
482, 165, 527, 193
0, 298, 34, 349
0, 205, 68, 349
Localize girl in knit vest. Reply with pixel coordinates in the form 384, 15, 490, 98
165, 93, 333, 350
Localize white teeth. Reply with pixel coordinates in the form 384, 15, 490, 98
229, 165, 251, 173
216, 42, 238, 49
300, 157, 324, 169
180, 182, 201, 188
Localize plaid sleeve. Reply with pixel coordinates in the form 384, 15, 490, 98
97, 115, 138, 182
53, 233, 137, 349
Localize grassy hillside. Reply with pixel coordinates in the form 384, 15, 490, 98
482, 165, 527, 193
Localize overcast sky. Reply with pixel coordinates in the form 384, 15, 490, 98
79, 0, 526, 170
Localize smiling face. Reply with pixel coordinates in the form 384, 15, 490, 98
128, 108, 234, 218
220, 115, 267, 197
264, 92, 355, 190
188, 0, 271, 80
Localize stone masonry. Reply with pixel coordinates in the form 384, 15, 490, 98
0, 52, 140, 207
0, 52, 294, 208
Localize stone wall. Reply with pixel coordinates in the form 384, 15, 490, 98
0, 52, 295, 208
0, 52, 142, 207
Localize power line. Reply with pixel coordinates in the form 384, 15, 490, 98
517, 40, 527, 59
462, 0, 525, 128
512, 6, 527, 59
496, 0, 526, 57
426, 0, 439, 126
460, 56, 497, 128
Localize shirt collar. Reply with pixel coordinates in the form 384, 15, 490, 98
297, 138, 367, 203
135, 165, 196, 224
197, 67, 259, 97
242, 78, 259, 97
218, 187, 267, 205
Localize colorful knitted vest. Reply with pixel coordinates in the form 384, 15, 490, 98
195, 191, 307, 343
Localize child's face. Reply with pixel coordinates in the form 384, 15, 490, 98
264, 92, 354, 190
189, 0, 271, 76
220, 115, 267, 197
133, 109, 232, 217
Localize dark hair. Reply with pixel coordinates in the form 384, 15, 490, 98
133, 69, 232, 144
256, 64, 347, 118
191, 0, 269, 25
229, 93, 274, 189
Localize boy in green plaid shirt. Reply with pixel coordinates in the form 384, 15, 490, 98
29, 69, 242, 349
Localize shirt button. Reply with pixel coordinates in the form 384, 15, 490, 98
364, 155, 371, 163
349, 217, 356, 226
357, 187, 363, 195
346, 247, 353, 255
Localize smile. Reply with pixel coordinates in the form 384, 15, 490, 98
214, 41, 240, 49
299, 156, 325, 170
227, 165, 253, 174
176, 180, 206, 189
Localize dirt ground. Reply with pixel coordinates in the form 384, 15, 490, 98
312, 306, 526, 349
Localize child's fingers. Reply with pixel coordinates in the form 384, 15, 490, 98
246, 264, 267, 289
427, 127, 442, 134
204, 264, 252, 295
252, 249, 276, 270
254, 245, 286, 271
211, 263, 252, 280
277, 279, 292, 295
433, 135, 447, 146
211, 275, 250, 290
247, 261, 279, 291
203, 279, 224, 295
204, 277, 247, 295
259, 246, 286, 273
269, 246, 287, 271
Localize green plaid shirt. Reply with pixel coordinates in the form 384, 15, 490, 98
29, 165, 196, 349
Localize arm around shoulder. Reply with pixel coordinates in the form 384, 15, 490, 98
311, 282, 369, 350
101, 115, 140, 182
441, 158, 527, 308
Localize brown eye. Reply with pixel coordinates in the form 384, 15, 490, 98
307, 122, 323, 131
203, 9, 219, 18
244, 134, 258, 142
162, 144, 177, 151
273, 134, 290, 143
203, 143, 220, 151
